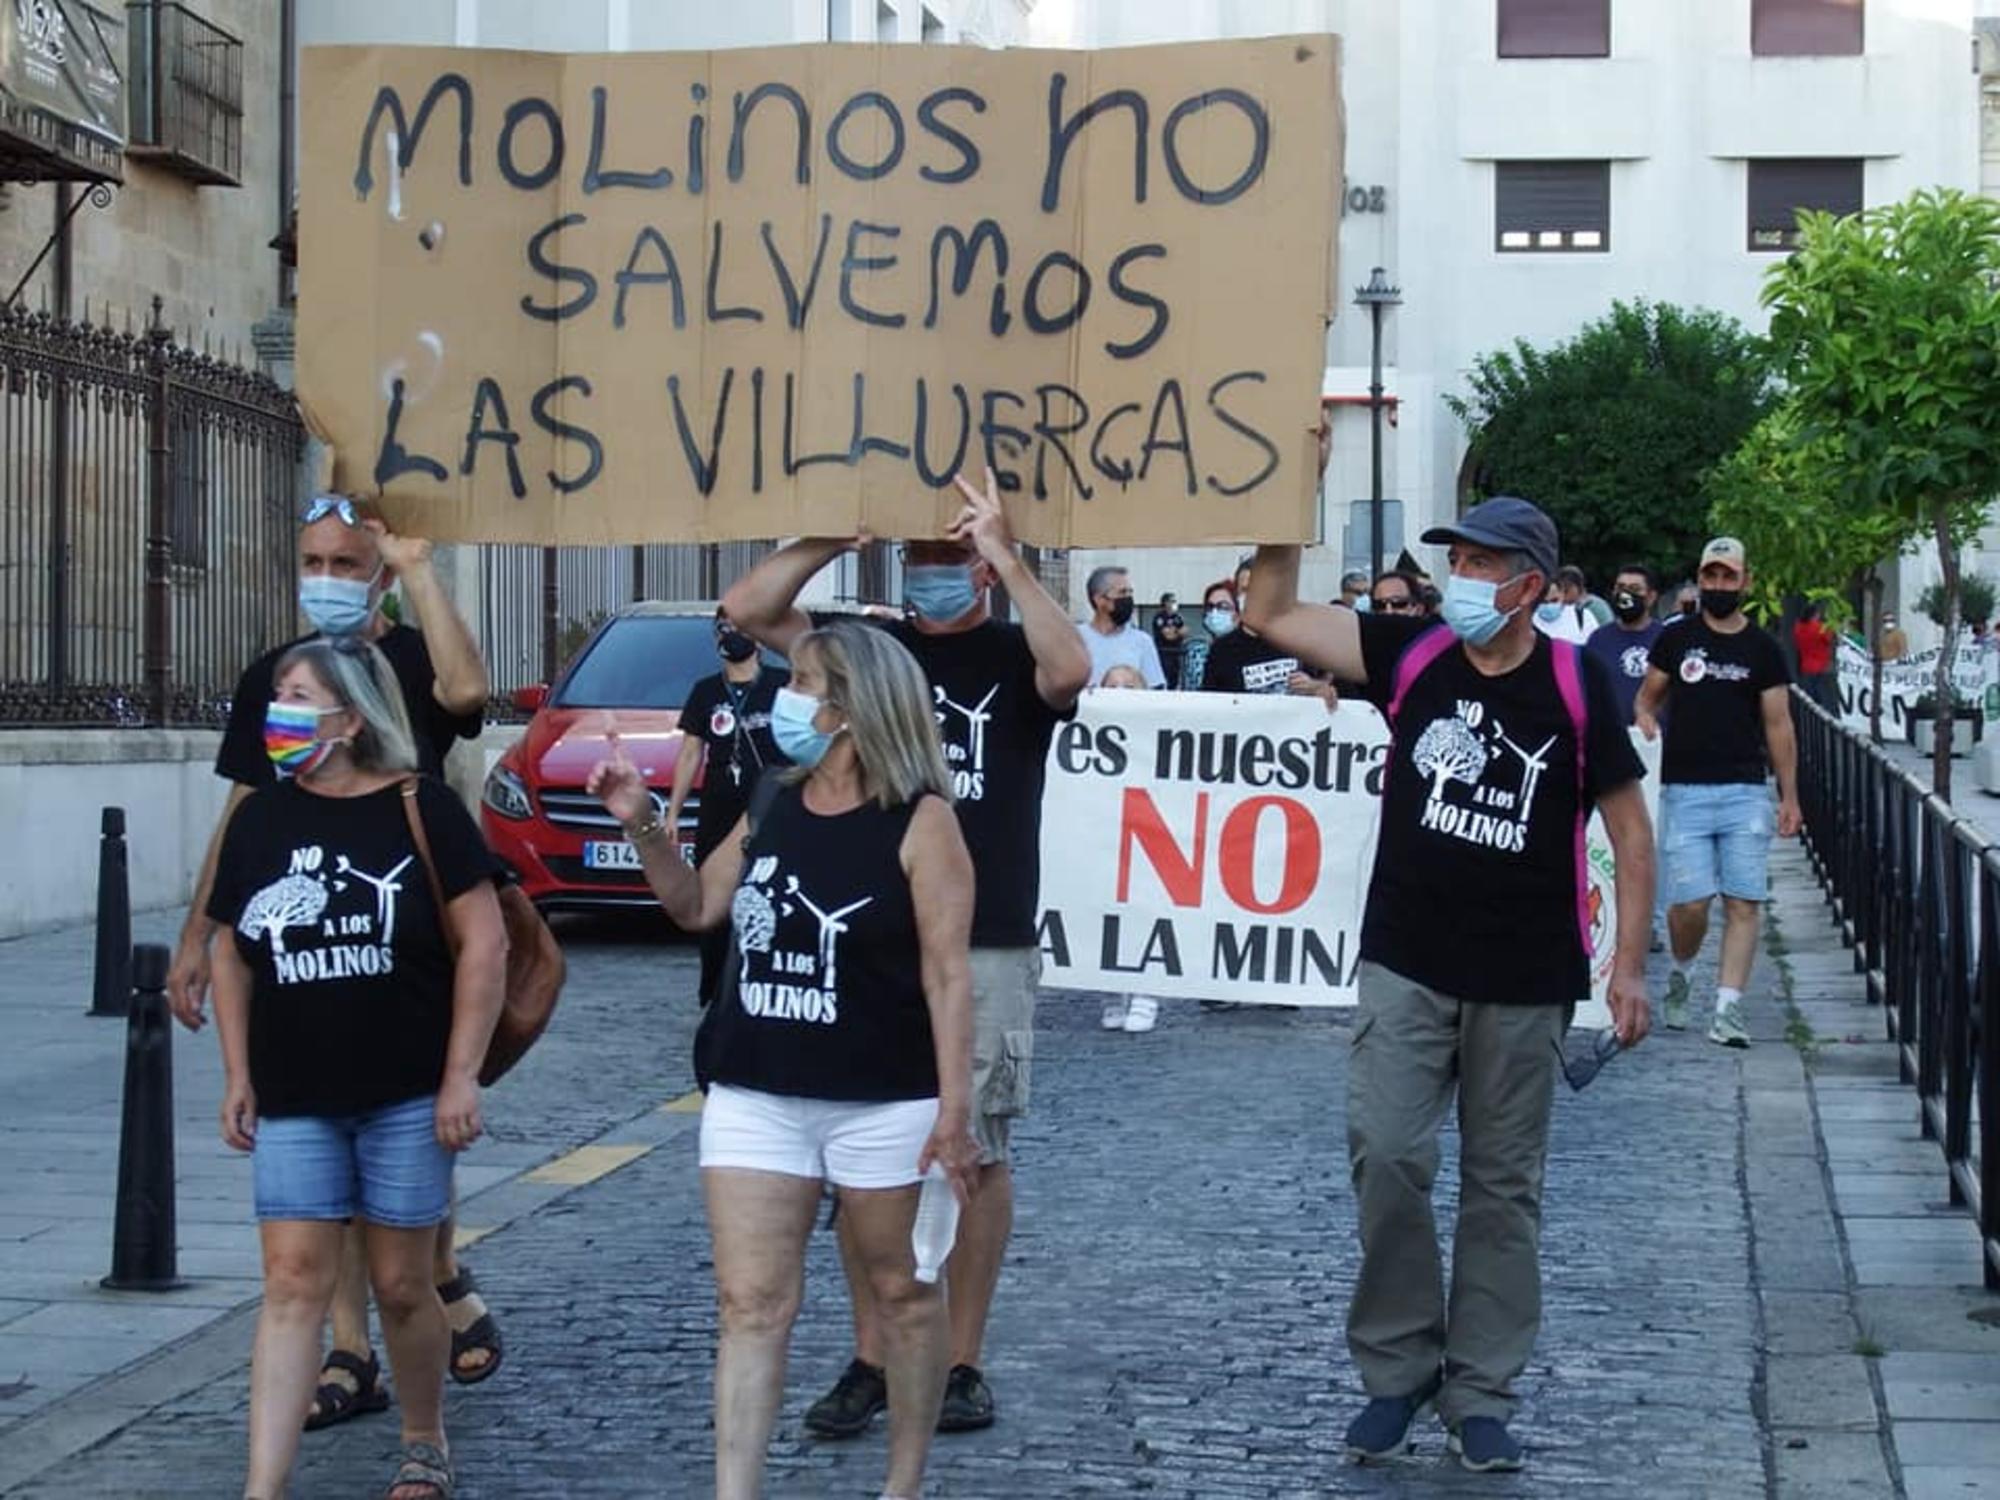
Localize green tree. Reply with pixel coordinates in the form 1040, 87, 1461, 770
1762, 188, 2000, 797
1448, 300, 1777, 589
1706, 400, 1909, 742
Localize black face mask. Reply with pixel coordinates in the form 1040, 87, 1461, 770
1699, 587, 1743, 620
718, 630, 758, 663
1612, 590, 1647, 623
1109, 597, 1136, 627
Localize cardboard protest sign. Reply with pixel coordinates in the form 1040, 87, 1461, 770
298, 39, 1342, 548
1036, 690, 1388, 1007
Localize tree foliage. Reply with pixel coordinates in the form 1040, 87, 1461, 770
1760, 188, 2000, 795
1448, 300, 1776, 590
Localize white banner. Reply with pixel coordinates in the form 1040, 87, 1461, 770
1835, 633, 2000, 738
1036, 691, 1388, 1007
1578, 729, 1661, 1030
1036, 692, 1652, 1020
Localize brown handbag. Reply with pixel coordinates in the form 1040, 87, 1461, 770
401, 780, 566, 1087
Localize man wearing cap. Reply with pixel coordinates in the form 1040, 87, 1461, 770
1244, 496, 1654, 1474
1634, 536, 1799, 1044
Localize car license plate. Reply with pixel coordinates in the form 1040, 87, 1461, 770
582, 840, 642, 871
581, 840, 697, 871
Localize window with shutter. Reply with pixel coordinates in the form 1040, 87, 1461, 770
1498, 0, 1610, 59
1747, 159, 1863, 250
1495, 161, 1610, 252
1752, 0, 1863, 57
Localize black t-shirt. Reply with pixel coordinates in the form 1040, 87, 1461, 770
707, 784, 937, 1102
1200, 627, 1318, 695
856, 616, 1068, 948
215, 626, 482, 787
1359, 618, 1645, 1007
1582, 619, 1665, 725
206, 778, 498, 1117
1648, 618, 1789, 785
679, 665, 791, 859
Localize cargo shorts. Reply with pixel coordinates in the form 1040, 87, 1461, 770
969, 947, 1039, 1166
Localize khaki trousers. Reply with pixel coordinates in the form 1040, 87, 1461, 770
1345, 960, 1567, 1424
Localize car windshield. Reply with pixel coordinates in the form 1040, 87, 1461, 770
553, 616, 780, 710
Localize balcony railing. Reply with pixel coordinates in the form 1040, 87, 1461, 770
125, 2, 241, 188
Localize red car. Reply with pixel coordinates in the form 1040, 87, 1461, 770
479, 604, 779, 912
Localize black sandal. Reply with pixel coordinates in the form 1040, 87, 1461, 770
436, 1268, 504, 1386
303, 1347, 390, 1431
384, 1438, 453, 1498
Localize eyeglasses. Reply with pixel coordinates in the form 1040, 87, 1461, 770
1561, 1027, 1624, 1092
302, 495, 362, 528
1373, 596, 1418, 612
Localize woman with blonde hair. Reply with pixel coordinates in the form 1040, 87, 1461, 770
206, 636, 505, 1500
589, 615, 980, 1500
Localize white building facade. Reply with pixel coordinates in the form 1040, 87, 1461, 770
1059, 0, 1984, 619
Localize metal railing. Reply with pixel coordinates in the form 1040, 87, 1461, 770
1793, 691, 1999, 1288
125, 1, 243, 187
0, 298, 303, 726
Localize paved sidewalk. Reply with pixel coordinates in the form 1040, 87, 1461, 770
1759, 841, 2000, 1500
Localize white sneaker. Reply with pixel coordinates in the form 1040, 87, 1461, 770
1707, 999, 1751, 1049
1100, 995, 1129, 1030
1123, 996, 1159, 1033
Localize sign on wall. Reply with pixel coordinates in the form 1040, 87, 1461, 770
298, 38, 1342, 548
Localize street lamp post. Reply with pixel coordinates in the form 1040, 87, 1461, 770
1354, 266, 1402, 579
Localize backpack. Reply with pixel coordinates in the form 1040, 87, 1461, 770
401, 779, 567, 1087
1385, 626, 1595, 961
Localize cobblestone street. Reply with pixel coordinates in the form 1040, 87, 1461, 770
1, 912, 1775, 1498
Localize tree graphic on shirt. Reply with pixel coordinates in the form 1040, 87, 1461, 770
1412, 716, 1490, 799
238, 874, 327, 956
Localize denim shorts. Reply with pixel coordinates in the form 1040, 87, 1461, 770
253, 1094, 452, 1228
1661, 782, 1774, 906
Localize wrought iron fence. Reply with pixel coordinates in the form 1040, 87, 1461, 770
478, 540, 775, 715
1793, 690, 1999, 1288
0, 298, 303, 726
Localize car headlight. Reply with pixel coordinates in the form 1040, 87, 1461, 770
482, 764, 532, 820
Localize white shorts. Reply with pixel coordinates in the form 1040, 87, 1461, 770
699, 1084, 937, 1190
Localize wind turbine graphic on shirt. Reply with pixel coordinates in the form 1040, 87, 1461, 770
935, 684, 999, 771
783, 876, 872, 992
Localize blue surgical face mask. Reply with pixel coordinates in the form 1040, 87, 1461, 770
904, 563, 978, 623
1442, 574, 1526, 647
1535, 601, 1564, 624
1204, 608, 1237, 637
772, 686, 840, 768
299, 568, 381, 639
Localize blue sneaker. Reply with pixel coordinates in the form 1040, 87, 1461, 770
1449, 1415, 1525, 1472
1343, 1369, 1442, 1462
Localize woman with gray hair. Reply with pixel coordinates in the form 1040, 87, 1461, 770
588, 615, 980, 1500
205, 636, 506, 1500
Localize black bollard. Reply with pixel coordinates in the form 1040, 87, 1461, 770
89, 807, 131, 1017
103, 943, 186, 1291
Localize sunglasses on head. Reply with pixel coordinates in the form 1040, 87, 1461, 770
302, 495, 362, 528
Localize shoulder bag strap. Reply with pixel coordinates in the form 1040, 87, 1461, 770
1548, 641, 1594, 959
400, 779, 460, 960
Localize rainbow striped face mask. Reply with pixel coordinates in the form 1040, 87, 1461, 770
264, 701, 343, 779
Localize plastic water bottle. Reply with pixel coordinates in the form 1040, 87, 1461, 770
911, 1165, 960, 1284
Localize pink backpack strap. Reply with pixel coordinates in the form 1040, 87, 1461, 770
1385, 625, 1457, 729
1549, 640, 1594, 959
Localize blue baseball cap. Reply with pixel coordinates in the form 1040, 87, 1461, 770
1421, 496, 1559, 581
